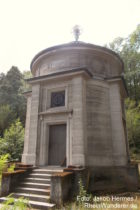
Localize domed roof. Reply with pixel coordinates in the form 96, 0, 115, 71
30, 41, 124, 78
31, 41, 123, 68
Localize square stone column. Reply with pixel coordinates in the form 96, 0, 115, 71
71, 76, 86, 166
22, 83, 40, 165
22, 93, 31, 163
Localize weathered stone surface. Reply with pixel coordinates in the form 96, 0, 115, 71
50, 172, 73, 206
31, 42, 123, 78
22, 41, 132, 171
88, 165, 139, 192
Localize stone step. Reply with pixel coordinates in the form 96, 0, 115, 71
0, 197, 55, 210
25, 177, 51, 184
19, 182, 50, 189
15, 187, 50, 196
29, 173, 52, 179
32, 168, 63, 174
0, 168, 65, 209
13, 192, 50, 203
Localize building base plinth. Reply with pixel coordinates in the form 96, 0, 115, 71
88, 164, 139, 192
21, 154, 36, 165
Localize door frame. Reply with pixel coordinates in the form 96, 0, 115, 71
46, 121, 68, 166
38, 118, 71, 167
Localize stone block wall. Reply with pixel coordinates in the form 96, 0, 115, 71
86, 79, 113, 166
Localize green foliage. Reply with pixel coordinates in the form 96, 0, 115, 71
76, 177, 92, 206
107, 25, 140, 159
129, 24, 140, 50
0, 119, 24, 161
1, 195, 30, 210
125, 99, 140, 159
21, 71, 32, 92
107, 24, 140, 103
0, 105, 15, 137
78, 178, 87, 199
0, 66, 22, 105
0, 154, 9, 184
0, 66, 29, 163
0, 66, 26, 126
7, 163, 15, 173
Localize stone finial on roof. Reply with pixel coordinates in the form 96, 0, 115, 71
72, 25, 82, 42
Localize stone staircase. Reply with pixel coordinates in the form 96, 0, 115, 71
0, 167, 64, 209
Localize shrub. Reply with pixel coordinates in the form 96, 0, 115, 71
0, 119, 24, 161
0, 154, 9, 184
1, 195, 30, 210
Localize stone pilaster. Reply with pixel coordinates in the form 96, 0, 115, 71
22, 84, 40, 165
71, 76, 86, 166
22, 94, 31, 163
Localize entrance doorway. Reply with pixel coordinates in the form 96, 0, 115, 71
48, 124, 66, 166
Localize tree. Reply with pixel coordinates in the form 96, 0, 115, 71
0, 66, 26, 125
6, 66, 23, 94
107, 25, 140, 103
0, 119, 24, 161
0, 105, 15, 137
20, 70, 32, 92
107, 24, 140, 159
126, 99, 140, 159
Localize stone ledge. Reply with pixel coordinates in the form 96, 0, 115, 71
2, 170, 26, 177
28, 67, 92, 83
39, 108, 73, 116
52, 172, 73, 177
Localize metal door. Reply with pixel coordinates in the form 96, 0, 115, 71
48, 124, 66, 165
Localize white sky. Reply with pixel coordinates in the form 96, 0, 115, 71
0, 0, 140, 73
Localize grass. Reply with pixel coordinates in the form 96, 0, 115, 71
0, 195, 32, 210
57, 192, 140, 210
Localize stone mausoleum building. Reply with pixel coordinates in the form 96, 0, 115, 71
22, 40, 138, 190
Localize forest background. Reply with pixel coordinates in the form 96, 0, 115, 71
0, 24, 140, 161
